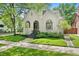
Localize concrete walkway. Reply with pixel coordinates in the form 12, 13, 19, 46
0, 40, 79, 55
0, 44, 14, 52
64, 35, 74, 47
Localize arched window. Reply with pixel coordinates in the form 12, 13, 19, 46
42, 10, 46, 15
46, 20, 52, 30
26, 21, 30, 28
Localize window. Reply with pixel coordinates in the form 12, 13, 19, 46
46, 20, 52, 30
42, 10, 46, 15
26, 21, 30, 28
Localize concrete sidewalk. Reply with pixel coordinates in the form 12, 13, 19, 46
0, 40, 79, 55
64, 35, 74, 47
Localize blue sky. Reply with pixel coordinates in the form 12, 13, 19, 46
49, 3, 79, 9
49, 3, 59, 8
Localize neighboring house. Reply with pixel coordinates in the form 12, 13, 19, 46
0, 20, 8, 33
72, 7, 79, 34
23, 10, 63, 35
0, 20, 5, 32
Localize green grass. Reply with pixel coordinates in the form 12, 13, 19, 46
0, 35, 26, 42
0, 44, 5, 47
30, 38, 67, 47
0, 47, 76, 56
69, 34, 79, 47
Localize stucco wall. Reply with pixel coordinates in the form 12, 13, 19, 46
24, 10, 63, 35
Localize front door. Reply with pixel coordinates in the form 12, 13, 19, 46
33, 21, 39, 31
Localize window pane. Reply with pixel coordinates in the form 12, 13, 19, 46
26, 21, 30, 28
46, 20, 52, 30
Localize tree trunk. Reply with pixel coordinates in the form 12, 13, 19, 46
13, 14, 16, 35
10, 3, 16, 36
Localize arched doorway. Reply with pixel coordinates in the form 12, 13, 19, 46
33, 21, 39, 31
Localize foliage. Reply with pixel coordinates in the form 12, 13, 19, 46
0, 3, 49, 35
60, 4, 76, 24
59, 20, 71, 29
16, 16, 23, 32
0, 47, 75, 56
35, 32, 64, 39
0, 44, 5, 46
69, 34, 79, 40
31, 38, 67, 47
0, 4, 19, 34
69, 34, 79, 47
17, 3, 49, 12
53, 3, 77, 24
0, 35, 26, 42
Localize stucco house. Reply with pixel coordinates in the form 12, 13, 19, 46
23, 10, 63, 35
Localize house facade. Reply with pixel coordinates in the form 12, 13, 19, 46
23, 10, 63, 35
72, 7, 79, 34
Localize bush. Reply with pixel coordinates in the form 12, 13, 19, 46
36, 32, 64, 39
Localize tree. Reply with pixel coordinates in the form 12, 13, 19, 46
0, 3, 22, 35
59, 20, 71, 30
60, 3, 77, 24
53, 3, 77, 24
0, 3, 49, 35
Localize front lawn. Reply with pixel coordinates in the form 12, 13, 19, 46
0, 35, 26, 42
0, 44, 5, 47
30, 38, 67, 47
0, 47, 76, 56
69, 34, 79, 47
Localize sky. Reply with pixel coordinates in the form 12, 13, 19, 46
49, 3, 79, 9
49, 3, 59, 8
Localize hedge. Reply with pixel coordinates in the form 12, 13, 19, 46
35, 32, 64, 39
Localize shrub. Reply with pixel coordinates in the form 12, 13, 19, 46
36, 32, 64, 39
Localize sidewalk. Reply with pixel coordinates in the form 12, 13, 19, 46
64, 35, 74, 47
0, 39, 79, 55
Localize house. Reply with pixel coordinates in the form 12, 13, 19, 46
65, 7, 79, 34
0, 20, 5, 32
0, 20, 8, 33
23, 10, 63, 35
71, 7, 79, 34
